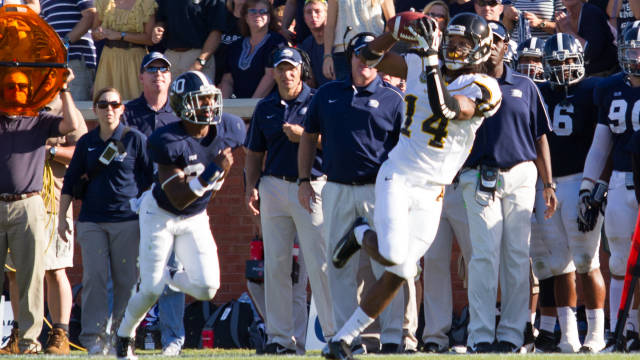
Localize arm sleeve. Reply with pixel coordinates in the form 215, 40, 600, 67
583, 123, 614, 181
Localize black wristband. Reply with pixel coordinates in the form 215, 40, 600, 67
297, 177, 310, 185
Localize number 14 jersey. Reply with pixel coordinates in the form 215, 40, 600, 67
387, 53, 502, 185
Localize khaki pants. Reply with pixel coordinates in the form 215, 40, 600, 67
164, 49, 215, 82
0, 195, 45, 346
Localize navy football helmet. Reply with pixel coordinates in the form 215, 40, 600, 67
169, 71, 222, 125
442, 13, 493, 70
619, 25, 640, 76
543, 33, 585, 86
516, 37, 545, 82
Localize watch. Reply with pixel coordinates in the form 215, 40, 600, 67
543, 182, 557, 191
297, 177, 310, 186
197, 57, 207, 66
120, 31, 126, 40
48, 146, 57, 160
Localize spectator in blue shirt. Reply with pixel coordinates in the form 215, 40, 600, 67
219, 0, 287, 98
298, 0, 330, 88
58, 87, 152, 355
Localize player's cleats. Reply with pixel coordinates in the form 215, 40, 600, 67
467, 342, 494, 353
116, 336, 137, 360
422, 342, 448, 353
380, 343, 400, 353
495, 341, 518, 353
323, 339, 356, 360
521, 322, 536, 353
263, 342, 295, 354
534, 330, 559, 353
626, 330, 640, 351
332, 217, 367, 268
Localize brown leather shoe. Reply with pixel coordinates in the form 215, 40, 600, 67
44, 328, 70, 355
0, 327, 19, 354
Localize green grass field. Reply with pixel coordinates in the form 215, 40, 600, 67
50, 349, 640, 359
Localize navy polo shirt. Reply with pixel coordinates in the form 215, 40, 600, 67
122, 94, 180, 137
579, 3, 618, 75
466, 66, 552, 169
539, 77, 600, 177
304, 76, 403, 183
62, 123, 153, 222
149, 122, 221, 216
245, 84, 322, 178
224, 32, 287, 98
300, 35, 331, 88
156, 0, 227, 50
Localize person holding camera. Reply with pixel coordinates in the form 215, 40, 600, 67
58, 87, 153, 355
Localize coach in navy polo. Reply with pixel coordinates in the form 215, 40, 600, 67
298, 33, 405, 351
460, 21, 556, 352
245, 47, 334, 354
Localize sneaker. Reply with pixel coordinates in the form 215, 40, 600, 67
44, 328, 70, 355
379, 343, 400, 354
421, 342, 447, 353
263, 342, 296, 355
495, 341, 518, 353
0, 327, 19, 354
534, 329, 559, 353
162, 342, 182, 356
323, 340, 355, 360
467, 342, 494, 353
332, 217, 366, 268
115, 336, 137, 360
627, 330, 640, 352
521, 322, 536, 353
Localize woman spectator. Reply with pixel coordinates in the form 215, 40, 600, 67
502, 0, 564, 40
58, 88, 152, 355
322, 0, 394, 80
556, 0, 618, 76
219, 0, 287, 98
423, 1, 450, 31
92, 0, 156, 100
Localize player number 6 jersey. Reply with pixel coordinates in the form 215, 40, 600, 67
387, 53, 502, 185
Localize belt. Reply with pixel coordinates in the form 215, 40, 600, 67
104, 40, 146, 49
0, 191, 39, 202
170, 47, 194, 52
329, 175, 377, 186
473, 164, 514, 172
272, 175, 321, 182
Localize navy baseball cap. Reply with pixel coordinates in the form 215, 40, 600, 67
488, 20, 509, 41
140, 52, 171, 72
273, 47, 303, 67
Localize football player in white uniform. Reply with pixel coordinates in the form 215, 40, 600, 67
321, 13, 502, 359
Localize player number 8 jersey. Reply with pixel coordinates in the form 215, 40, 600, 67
387, 53, 502, 185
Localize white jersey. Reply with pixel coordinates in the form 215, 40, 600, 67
387, 53, 502, 185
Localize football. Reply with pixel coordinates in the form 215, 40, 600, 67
388, 11, 426, 44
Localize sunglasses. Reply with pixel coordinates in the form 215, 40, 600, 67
475, 0, 500, 6
5, 82, 28, 91
247, 8, 269, 15
145, 66, 170, 74
427, 12, 446, 19
96, 100, 122, 109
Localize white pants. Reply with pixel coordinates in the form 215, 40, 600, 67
605, 171, 639, 277
530, 173, 602, 280
118, 192, 220, 338
461, 161, 537, 347
259, 176, 334, 348
322, 181, 404, 345
374, 160, 444, 279
422, 183, 472, 348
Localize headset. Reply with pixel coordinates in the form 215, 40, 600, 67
270, 46, 312, 81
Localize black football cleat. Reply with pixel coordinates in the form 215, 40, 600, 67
332, 217, 367, 268
467, 342, 494, 353
323, 340, 356, 360
115, 336, 137, 360
534, 329, 559, 353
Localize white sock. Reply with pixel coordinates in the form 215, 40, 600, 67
353, 224, 370, 246
530, 312, 536, 325
610, 278, 624, 331
334, 307, 375, 345
540, 315, 557, 333
557, 306, 580, 350
627, 309, 639, 334
584, 308, 605, 348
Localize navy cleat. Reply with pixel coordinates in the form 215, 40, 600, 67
332, 217, 367, 268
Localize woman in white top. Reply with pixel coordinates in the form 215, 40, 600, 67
322, 0, 394, 80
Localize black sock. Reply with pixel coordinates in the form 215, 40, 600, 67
53, 323, 69, 334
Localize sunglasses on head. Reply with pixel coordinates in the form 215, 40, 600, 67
96, 100, 122, 109
247, 8, 269, 15
145, 66, 170, 74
